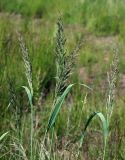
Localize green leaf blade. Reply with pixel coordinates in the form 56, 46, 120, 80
22, 86, 32, 106
0, 132, 9, 141
47, 84, 74, 132
79, 112, 108, 147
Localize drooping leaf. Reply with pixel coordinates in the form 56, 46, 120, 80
79, 112, 108, 148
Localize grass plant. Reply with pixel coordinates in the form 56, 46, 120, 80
0, 2, 124, 159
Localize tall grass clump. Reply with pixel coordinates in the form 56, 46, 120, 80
76, 48, 119, 159
43, 18, 119, 160
0, 16, 121, 159
79, 48, 119, 159
18, 33, 34, 160
46, 18, 81, 131
43, 18, 83, 158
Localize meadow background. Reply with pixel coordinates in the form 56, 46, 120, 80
0, 0, 125, 159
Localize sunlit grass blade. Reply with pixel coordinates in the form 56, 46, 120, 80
0, 132, 9, 141
79, 112, 108, 148
79, 83, 93, 90
47, 84, 74, 132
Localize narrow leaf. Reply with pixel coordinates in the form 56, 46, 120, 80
79, 112, 108, 147
79, 83, 93, 90
47, 84, 74, 132
22, 86, 32, 106
0, 132, 9, 141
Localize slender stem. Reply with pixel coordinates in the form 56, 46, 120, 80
50, 126, 55, 158
103, 119, 109, 160
103, 137, 107, 160
30, 94, 34, 160
30, 103, 33, 160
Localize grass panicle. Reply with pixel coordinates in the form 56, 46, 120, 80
47, 18, 83, 133
55, 18, 67, 98
18, 33, 34, 160
18, 33, 33, 96
55, 18, 82, 98
106, 48, 119, 123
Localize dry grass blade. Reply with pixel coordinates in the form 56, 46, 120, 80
11, 142, 28, 160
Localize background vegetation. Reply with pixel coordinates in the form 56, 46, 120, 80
0, 0, 125, 159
